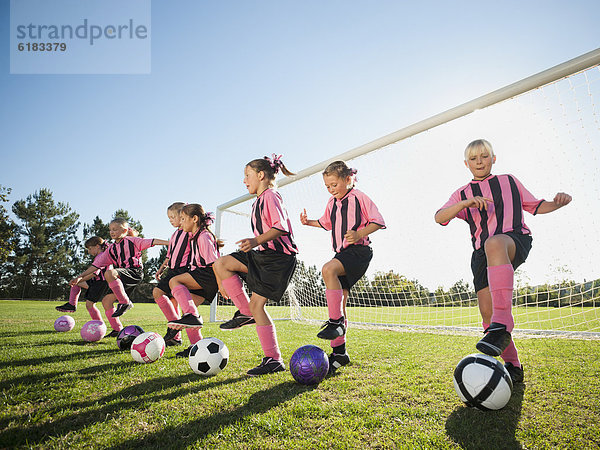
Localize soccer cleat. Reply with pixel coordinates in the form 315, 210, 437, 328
112, 302, 134, 317
247, 357, 286, 376
56, 302, 76, 312
168, 313, 203, 330
219, 310, 255, 330
317, 317, 346, 340
476, 322, 512, 356
505, 362, 524, 384
106, 329, 120, 338
176, 346, 192, 358
164, 327, 183, 346
328, 352, 350, 374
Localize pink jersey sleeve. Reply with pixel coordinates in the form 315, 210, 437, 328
92, 249, 113, 269
317, 198, 334, 231
356, 191, 386, 228
198, 232, 220, 265
263, 190, 292, 234
511, 175, 544, 215
438, 188, 467, 225
132, 237, 155, 252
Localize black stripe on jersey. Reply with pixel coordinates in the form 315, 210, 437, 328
488, 176, 504, 235
253, 197, 264, 236
507, 175, 523, 233
109, 244, 118, 265
340, 198, 349, 243
352, 197, 362, 231
127, 239, 136, 268
330, 202, 338, 251
460, 189, 477, 249
192, 235, 208, 268
172, 231, 188, 269
470, 183, 489, 245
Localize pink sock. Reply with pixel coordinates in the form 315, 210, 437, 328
155, 294, 180, 321
105, 307, 123, 331
172, 285, 199, 316
108, 279, 130, 305
501, 340, 521, 367
488, 264, 515, 332
256, 324, 281, 361
185, 328, 203, 345
87, 303, 102, 321
222, 275, 251, 316
326, 289, 344, 320
331, 318, 348, 347
69, 286, 82, 306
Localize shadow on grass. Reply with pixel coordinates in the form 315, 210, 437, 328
111, 380, 317, 449
0, 347, 117, 369
0, 330, 56, 338
445, 383, 526, 449
0, 373, 248, 447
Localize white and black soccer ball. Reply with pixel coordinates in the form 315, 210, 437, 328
188, 337, 229, 376
453, 353, 513, 411
130, 332, 165, 364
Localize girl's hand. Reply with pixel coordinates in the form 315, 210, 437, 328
344, 230, 360, 244
300, 209, 309, 225
464, 196, 492, 211
553, 192, 572, 207
69, 277, 82, 286
236, 237, 258, 253
154, 268, 163, 281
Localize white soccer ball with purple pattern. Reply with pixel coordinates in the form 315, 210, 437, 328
54, 315, 75, 332
130, 332, 166, 363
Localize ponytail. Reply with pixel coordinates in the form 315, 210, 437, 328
247, 154, 295, 186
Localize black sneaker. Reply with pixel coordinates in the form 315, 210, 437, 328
176, 346, 192, 358
219, 310, 255, 330
168, 313, 203, 329
476, 322, 512, 356
505, 362, 524, 384
247, 357, 286, 376
107, 329, 119, 338
56, 302, 76, 312
317, 317, 346, 340
328, 352, 350, 374
164, 328, 183, 346
112, 302, 133, 317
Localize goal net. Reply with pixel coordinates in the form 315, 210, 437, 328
214, 49, 600, 337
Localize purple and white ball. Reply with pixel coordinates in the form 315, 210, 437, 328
80, 320, 107, 342
54, 315, 75, 332
116, 325, 145, 350
290, 345, 329, 385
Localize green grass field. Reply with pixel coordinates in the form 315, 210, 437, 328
1, 301, 599, 449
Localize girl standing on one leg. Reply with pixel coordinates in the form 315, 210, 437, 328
300, 161, 385, 374
166, 203, 223, 358
213, 154, 297, 376
435, 139, 571, 383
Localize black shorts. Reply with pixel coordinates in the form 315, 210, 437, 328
114, 267, 143, 297
471, 232, 533, 292
84, 279, 110, 303
188, 266, 219, 302
334, 245, 373, 291
230, 249, 297, 302
156, 267, 207, 298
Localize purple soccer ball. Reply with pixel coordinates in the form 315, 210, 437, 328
80, 320, 107, 342
290, 345, 329, 385
54, 315, 75, 332
116, 325, 145, 350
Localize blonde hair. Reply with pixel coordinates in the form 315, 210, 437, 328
464, 139, 495, 161
110, 217, 139, 237
167, 202, 185, 214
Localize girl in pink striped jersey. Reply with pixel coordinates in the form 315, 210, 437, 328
165, 203, 223, 358
301, 160, 386, 374
435, 139, 571, 383
214, 154, 298, 376
58, 237, 110, 323
70, 218, 168, 336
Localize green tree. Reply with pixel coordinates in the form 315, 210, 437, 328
0, 185, 18, 263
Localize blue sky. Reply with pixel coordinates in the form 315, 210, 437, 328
1, 1, 599, 287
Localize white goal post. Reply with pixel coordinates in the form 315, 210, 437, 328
211, 48, 600, 337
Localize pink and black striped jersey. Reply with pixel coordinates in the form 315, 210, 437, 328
318, 188, 386, 253
439, 173, 544, 250
251, 188, 298, 255
167, 228, 191, 269
92, 236, 155, 269
189, 229, 221, 270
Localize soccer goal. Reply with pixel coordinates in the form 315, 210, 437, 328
213, 48, 600, 337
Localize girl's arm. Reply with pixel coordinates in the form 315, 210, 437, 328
535, 192, 572, 214
344, 223, 383, 244
300, 209, 321, 228
434, 196, 492, 224
70, 265, 100, 286
236, 228, 286, 253
155, 258, 169, 280
153, 239, 169, 246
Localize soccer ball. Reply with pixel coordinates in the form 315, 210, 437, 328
188, 337, 229, 376
453, 353, 513, 411
116, 325, 145, 350
131, 332, 165, 363
54, 315, 75, 332
80, 320, 107, 342
289, 345, 329, 385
